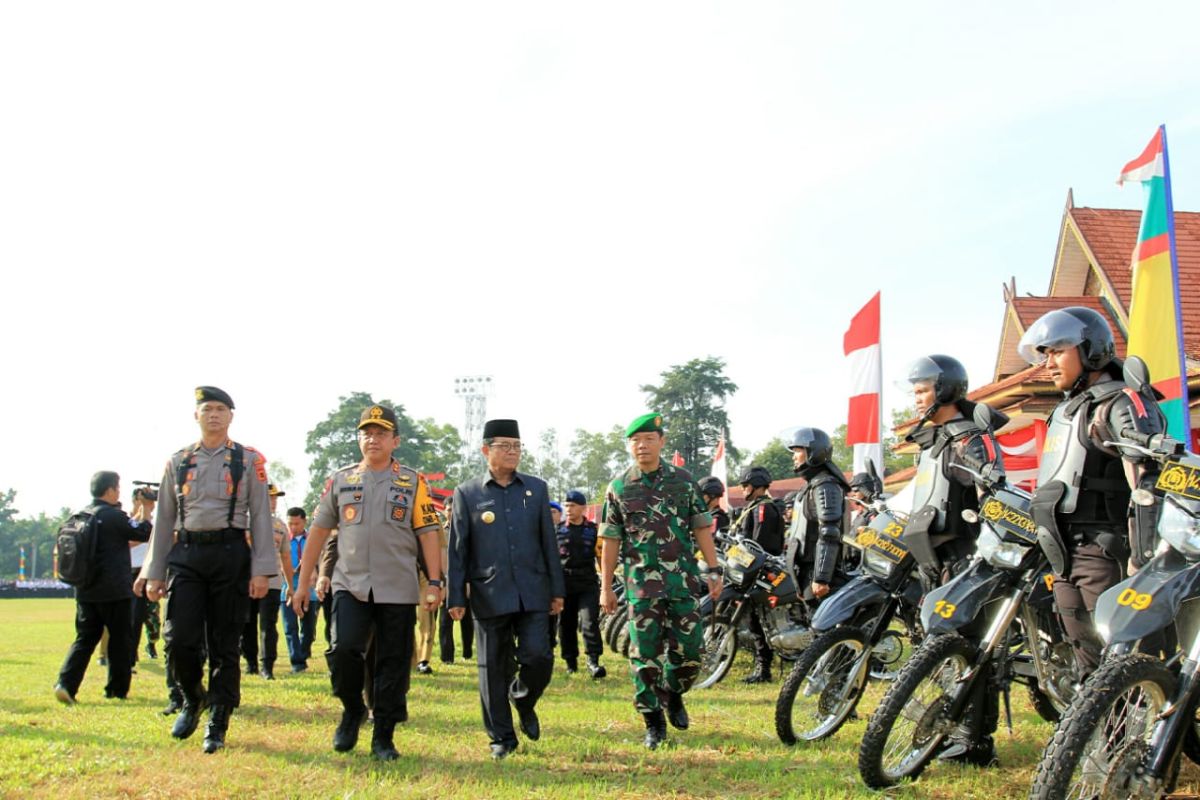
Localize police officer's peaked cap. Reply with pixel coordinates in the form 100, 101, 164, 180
357, 405, 398, 431
483, 419, 520, 440
267, 484, 286, 497
626, 413, 664, 437
565, 490, 587, 505
195, 386, 234, 409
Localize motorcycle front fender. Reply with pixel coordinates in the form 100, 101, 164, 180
811, 574, 888, 632
1094, 548, 1200, 646
920, 559, 1008, 635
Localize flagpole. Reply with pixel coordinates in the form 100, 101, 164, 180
1159, 124, 1192, 441
876, 292, 884, 476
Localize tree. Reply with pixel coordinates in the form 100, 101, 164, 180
565, 426, 629, 502
640, 357, 739, 477
302, 392, 421, 512
266, 460, 296, 498
744, 438, 794, 485
412, 418, 466, 488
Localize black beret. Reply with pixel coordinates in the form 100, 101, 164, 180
195, 386, 234, 409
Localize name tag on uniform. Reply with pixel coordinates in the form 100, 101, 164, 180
475, 499, 496, 510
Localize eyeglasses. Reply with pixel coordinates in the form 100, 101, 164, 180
489, 442, 522, 453
358, 429, 395, 440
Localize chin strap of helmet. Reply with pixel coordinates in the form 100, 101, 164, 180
905, 402, 941, 442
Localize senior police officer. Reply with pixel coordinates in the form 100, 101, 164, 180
292, 404, 443, 760
1018, 308, 1167, 676
557, 490, 606, 678
599, 413, 723, 750
448, 419, 565, 760
136, 386, 276, 754
734, 465, 784, 683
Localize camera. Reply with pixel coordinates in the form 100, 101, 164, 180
133, 481, 159, 502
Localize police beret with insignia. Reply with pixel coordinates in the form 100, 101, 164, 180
195, 386, 235, 409
625, 412, 663, 437
482, 419, 520, 440
267, 483, 286, 497
565, 489, 587, 505
357, 405, 398, 431
549, 501, 563, 513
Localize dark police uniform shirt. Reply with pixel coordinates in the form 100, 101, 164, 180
78, 500, 152, 603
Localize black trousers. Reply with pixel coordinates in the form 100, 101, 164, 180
255, 591, 282, 670
58, 598, 133, 699
164, 537, 250, 708
559, 585, 602, 661
327, 591, 414, 727
475, 609, 553, 747
240, 597, 261, 668
1053, 540, 1123, 676
439, 601, 473, 661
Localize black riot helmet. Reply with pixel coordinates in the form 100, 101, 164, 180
738, 466, 772, 489
788, 427, 832, 466
849, 471, 883, 499
698, 476, 725, 498
1017, 306, 1116, 372
904, 355, 969, 407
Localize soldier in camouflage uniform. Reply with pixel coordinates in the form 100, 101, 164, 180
600, 413, 723, 750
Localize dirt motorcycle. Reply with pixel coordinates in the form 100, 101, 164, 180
694, 530, 811, 689
858, 407, 1078, 789
1029, 406, 1200, 799
775, 498, 925, 744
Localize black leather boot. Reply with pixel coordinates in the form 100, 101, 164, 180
171, 694, 207, 740
333, 705, 368, 752
642, 710, 667, 750
742, 658, 773, 684
665, 691, 689, 730
371, 721, 399, 761
202, 705, 231, 753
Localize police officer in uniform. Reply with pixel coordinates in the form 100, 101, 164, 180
448, 419, 565, 760
900, 355, 1006, 766
845, 470, 885, 571
599, 413, 723, 749
787, 429, 850, 607
698, 477, 730, 535
734, 466, 784, 683
556, 490, 606, 678
1018, 307, 1166, 676
137, 386, 276, 754
292, 405, 443, 760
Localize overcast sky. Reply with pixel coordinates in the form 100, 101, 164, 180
3, 2, 1199, 517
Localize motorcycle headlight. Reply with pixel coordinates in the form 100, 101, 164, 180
975, 525, 1027, 570
1158, 498, 1200, 556
863, 547, 896, 578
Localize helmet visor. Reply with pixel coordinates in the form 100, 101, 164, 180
1016, 310, 1089, 366
895, 356, 941, 397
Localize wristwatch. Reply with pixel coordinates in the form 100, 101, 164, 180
427, 579, 444, 588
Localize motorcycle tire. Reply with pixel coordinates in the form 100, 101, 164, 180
606, 608, 628, 655
776, 626, 871, 744
694, 613, 738, 690
858, 633, 974, 789
1029, 654, 1176, 800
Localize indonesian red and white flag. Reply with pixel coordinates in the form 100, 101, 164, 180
996, 421, 1047, 492
710, 432, 731, 512
671, 451, 685, 467
844, 292, 883, 476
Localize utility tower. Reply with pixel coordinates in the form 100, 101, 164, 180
454, 375, 494, 468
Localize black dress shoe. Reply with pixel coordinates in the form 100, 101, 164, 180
145, 642, 157, 659
333, 707, 368, 752
259, 668, 275, 681
515, 703, 540, 741
642, 710, 667, 750
161, 698, 183, 716
587, 657, 607, 679
172, 698, 207, 740
665, 691, 689, 730
416, 661, 433, 675
202, 705, 231, 754
564, 657, 578, 674
54, 683, 76, 706
490, 742, 518, 760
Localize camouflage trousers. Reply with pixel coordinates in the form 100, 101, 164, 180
627, 594, 702, 713
144, 600, 162, 643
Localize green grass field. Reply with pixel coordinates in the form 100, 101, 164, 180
3, 598, 1198, 800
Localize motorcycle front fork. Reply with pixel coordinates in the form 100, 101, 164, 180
1141, 634, 1200, 783
945, 587, 1025, 723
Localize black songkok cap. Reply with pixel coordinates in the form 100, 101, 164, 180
482, 419, 520, 440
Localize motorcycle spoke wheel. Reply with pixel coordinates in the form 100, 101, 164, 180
694, 614, 737, 689
776, 626, 869, 744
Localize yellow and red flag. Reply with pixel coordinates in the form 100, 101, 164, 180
1119, 126, 1191, 440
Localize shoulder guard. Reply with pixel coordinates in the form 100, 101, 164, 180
942, 418, 983, 440
812, 480, 844, 524
1099, 388, 1167, 460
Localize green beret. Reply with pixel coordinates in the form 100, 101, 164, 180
625, 412, 664, 437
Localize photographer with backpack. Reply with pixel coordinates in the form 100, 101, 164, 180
54, 471, 153, 704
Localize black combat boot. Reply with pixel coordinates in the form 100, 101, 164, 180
202, 705, 231, 753
586, 656, 607, 679
333, 705, 368, 752
665, 691, 689, 730
742, 657, 773, 684
642, 710, 667, 750
938, 732, 999, 767
371, 721, 399, 761
171, 693, 207, 739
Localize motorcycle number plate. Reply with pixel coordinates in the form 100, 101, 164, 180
978, 498, 1038, 544
726, 545, 755, 568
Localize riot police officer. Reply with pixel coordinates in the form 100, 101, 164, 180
698, 476, 730, 535
901, 354, 1006, 766
845, 470, 885, 571
787, 429, 849, 607
735, 466, 784, 683
557, 490, 606, 678
1018, 307, 1166, 676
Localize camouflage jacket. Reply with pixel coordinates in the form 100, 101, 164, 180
600, 462, 712, 600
